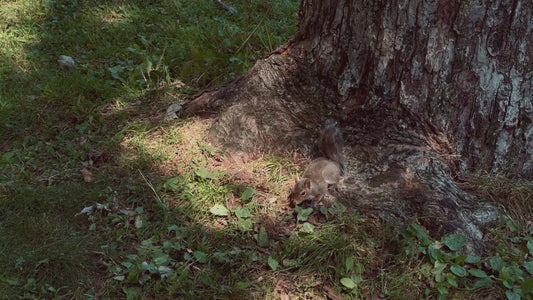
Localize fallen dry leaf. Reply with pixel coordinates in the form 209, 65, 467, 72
323, 285, 344, 300
80, 168, 95, 183
274, 280, 291, 300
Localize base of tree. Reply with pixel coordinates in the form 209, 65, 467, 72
182, 52, 501, 255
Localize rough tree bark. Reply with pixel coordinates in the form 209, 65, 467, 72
181, 0, 533, 254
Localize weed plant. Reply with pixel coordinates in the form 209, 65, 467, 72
1, 0, 533, 299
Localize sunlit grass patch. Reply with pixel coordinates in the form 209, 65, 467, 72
0, 1, 44, 74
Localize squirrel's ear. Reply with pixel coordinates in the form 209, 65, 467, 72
304, 178, 311, 188
294, 177, 299, 184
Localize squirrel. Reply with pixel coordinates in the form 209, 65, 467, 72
289, 124, 345, 207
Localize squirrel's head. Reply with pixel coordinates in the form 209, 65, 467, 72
289, 178, 311, 207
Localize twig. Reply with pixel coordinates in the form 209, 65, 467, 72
214, 0, 237, 15
138, 169, 165, 208
235, 6, 271, 55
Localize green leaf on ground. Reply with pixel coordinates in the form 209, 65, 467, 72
196, 167, 217, 179
268, 256, 278, 271
301, 222, 314, 233
442, 234, 467, 251
295, 207, 313, 222
450, 265, 467, 277
256, 226, 269, 247
234, 206, 251, 219
341, 277, 356, 289
210, 204, 230, 216
194, 251, 208, 263
241, 188, 255, 201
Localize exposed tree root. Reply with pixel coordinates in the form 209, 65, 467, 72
181, 53, 501, 255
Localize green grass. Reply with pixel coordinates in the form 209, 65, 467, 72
2, 0, 533, 299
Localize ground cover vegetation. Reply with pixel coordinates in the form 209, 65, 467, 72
1, 0, 532, 299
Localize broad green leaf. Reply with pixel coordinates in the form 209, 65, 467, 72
505, 290, 521, 300
499, 265, 523, 283
268, 256, 279, 271
123, 287, 141, 300
301, 222, 315, 233
154, 254, 171, 266
450, 265, 467, 277
238, 218, 253, 232
210, 204, 229, 216
454, 254, 468, 264
194, 251, 208, 263
446, 274, 458, 288
527, 240, 533, 256
213, 252, 230, 263
506, 219, 520, 233
489, 256, 504, 272
282, 259, 298, 267
409, 223, 430, 245
163, 241, 184, 251
328, 202, 347, 215
256, 226, 269, 247
524, 261, 533, 275
469, 268, 488, 278
428, 246, 438, 261
345, 258, 354, 273
433, 261, 447, 283
158, 266, 174, 280
442, 234, 467, 251
341, 277, 356, 289
464, 255, 481, 264
355, 263, 365, 274
470, 278, 494, 289
296, 207, 313, 222
234, 206, 251, 219
241, 188, 255, 201
320, 205, 328, 215
141, 262, 157, 273
195, 167, 217, 179
499, 266, 515, 289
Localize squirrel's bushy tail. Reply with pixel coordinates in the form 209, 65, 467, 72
320, 124, 345, 176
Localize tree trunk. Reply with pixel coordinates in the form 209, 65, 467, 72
181, 0, 533, 254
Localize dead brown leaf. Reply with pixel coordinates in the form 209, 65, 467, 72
274, 279, 292, 300
80, 168, 95, 183
323, 285, 344, 300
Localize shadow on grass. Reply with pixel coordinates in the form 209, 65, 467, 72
0, 0, 330, 299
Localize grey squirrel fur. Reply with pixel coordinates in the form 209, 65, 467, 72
289, 124, 345, 207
